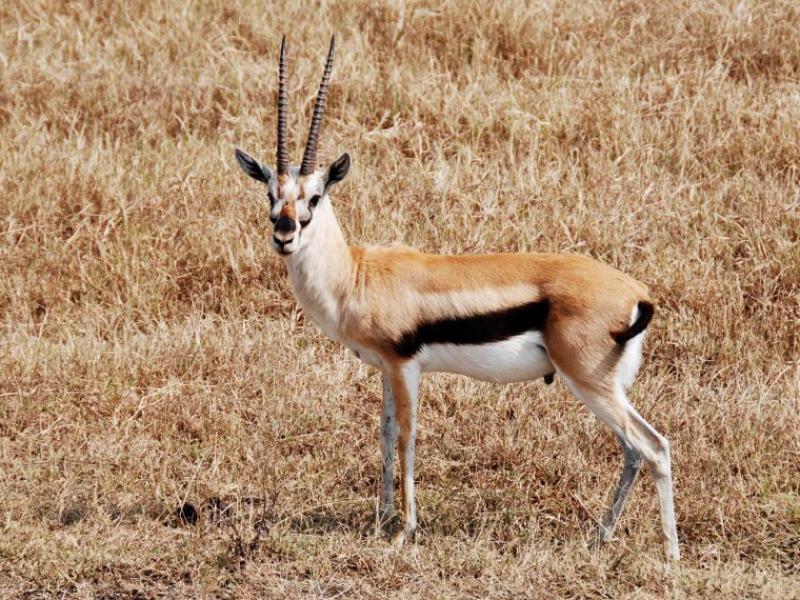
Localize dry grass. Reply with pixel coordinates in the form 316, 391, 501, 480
1, 0, 799, 597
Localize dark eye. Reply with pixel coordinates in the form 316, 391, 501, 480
309, 194, 321, 207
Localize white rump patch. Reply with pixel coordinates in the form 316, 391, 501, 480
618, 305, 646, 390
417, 331, 553, 383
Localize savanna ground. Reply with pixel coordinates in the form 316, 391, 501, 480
1, 0, 799, 597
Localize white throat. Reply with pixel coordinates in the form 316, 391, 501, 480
283, 198, 353, 341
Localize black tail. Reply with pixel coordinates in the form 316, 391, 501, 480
611, 301, 654, 345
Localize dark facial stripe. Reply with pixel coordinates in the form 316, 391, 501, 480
394, 299, 550, 358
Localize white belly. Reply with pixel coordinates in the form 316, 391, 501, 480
417, 331, 553, 383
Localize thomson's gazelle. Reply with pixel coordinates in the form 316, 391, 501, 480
234, 36, 680, 560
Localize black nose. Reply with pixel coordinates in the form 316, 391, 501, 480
275, 216, 296, 234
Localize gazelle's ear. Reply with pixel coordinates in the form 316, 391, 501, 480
234, 148, 272, 184
324, 153, 350, 190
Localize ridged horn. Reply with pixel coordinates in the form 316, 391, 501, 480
299, 35, 336, 176
276, 35, 289, 176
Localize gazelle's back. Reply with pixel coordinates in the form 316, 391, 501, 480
353, 247, 650, 334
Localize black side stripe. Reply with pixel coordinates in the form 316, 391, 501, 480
394, 299, 550, 358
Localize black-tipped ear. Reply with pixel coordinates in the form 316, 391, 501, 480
325, 153, 350, 190
234, 148, 272, 184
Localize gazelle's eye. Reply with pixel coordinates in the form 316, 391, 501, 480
309, 194, 321, 207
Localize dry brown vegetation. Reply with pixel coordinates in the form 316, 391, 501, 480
1, 0, 799, 597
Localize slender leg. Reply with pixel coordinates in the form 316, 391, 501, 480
626, 406, 680, 561
379, 372, 398, 523
595, 435, 643, 546
387, 361, 420, 546
562, 377, 680, 560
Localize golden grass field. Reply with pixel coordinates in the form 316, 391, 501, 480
2, 0, 799, 597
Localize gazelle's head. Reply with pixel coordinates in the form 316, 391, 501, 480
235, 36, 350, 257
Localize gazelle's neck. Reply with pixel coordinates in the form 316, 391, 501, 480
283, 198, 355, 340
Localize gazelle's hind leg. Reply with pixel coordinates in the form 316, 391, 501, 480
625, 399, 679, 561
595, 434, 643, 546
562, 376, 680, 560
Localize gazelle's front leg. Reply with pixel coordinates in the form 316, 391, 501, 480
379, 373, 398, 523
386, 361, 420, 546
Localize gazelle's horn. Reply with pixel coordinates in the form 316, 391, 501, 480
276, 35, 289, 176
299, 35, 336, 176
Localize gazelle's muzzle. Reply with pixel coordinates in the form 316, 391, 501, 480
272, 215, 298, 255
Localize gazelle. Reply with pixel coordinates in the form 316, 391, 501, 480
234, 36, 680, 560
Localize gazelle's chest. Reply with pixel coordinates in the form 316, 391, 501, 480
416, 331, 554, 383
343, 341, 385, 369
288, 273, 343, 341
288, 277, 382, 369
299, 301, 342, 345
